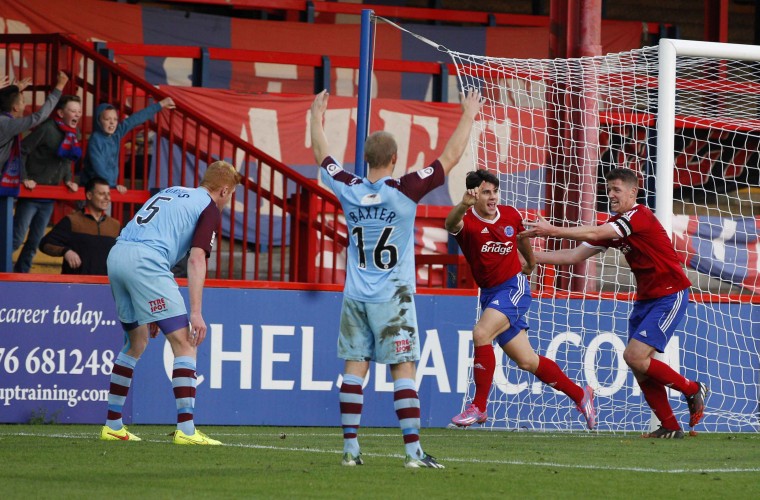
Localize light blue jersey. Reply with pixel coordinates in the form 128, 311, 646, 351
117, 186, 219, 268
320, 156, 444, 302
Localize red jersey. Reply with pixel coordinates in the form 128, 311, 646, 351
585, 204, 691, 300
453, 205, 525, 289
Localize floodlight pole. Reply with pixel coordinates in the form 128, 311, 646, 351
355, 9, 375, 177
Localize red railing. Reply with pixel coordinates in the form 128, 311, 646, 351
155, 0, 667, 36
1, 33, 471, 287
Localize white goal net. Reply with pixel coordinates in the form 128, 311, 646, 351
448, 40, 759, 432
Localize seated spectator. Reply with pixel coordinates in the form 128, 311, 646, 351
12, 93, 81, 272
39, 177, 120, 275
0, 71, 67, 198
81, 97, 175, 194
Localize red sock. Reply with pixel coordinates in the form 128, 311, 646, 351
534, 355, 585, 404
646, 358, 698, 395
638, 378, 680, 430
472, 344, 495, 412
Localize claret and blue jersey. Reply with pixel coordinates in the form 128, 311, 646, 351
116, 185, 220, 268
320, 156, 444, 303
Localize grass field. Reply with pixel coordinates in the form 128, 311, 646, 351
1, 425, 758, 499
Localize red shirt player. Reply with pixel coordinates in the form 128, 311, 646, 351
523, 167, 708, 438
447, 169, 596, 430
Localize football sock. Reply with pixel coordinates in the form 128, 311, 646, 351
394, 378, 423, 458
645, 358, 699, 395
339, 374, 364, 456
533, 355, 585, 404
638, 378, 680, 430
472, 344, 496, 412
172, 356, 197, 436
105, 351, 138, 431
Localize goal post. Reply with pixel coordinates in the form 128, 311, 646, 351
445, 38, 760, 433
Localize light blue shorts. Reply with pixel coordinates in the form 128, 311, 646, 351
480, 273, 532, 347
337, 295, 420, 364
629, 289, 689, 353
107, 242, 188, 330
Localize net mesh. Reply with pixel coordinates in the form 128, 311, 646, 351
447, 44, 759, 432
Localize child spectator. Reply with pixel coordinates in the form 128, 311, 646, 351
81, 97, 175, 194
39, 177, 120, 275
0, 72, 67, 198
11, 93, 81, 272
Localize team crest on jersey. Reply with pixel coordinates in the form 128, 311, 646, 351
326, 163, 343, 177
504, 226, 515, 237
361, 193, 382, 205
416, 166, 434, 179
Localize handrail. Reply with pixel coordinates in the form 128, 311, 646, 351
1, 32, 467, 286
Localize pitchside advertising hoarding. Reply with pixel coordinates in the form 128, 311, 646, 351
0, 282, 755, 431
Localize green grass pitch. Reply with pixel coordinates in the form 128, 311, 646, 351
1, 425, 758, 499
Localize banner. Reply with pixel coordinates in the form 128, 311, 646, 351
0, 281, 756, 431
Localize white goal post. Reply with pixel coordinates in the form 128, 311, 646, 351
447, 38, 760, 433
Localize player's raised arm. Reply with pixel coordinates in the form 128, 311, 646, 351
310, 90, 330, 165
439, 88, 482, 174
445, 187, 478, 233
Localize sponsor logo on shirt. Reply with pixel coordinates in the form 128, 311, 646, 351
149, 297, 167, 314
326, 163, 342, 177
481, 240, 514, 255
481, 227, 489, 234
639, 330, 648, 337
416, 166, 434, 179
361, 193, 382, 205
504, 226, 515, 237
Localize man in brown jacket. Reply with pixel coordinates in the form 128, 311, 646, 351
39, 177, 120, 275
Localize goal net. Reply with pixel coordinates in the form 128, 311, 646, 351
448, 39, 759, 432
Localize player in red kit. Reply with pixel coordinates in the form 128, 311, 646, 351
447, 170, 596, 429
522, 167, 708, 438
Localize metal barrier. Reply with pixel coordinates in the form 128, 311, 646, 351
0, 33, 471, 287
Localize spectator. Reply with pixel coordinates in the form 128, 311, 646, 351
39, 177, 119, 275
81, 97, 175, 194
0, 72, 67, 198
12, 94, 81, 272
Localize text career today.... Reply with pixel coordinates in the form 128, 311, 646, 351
0, 303, 114, 333
157, 323, 682, 397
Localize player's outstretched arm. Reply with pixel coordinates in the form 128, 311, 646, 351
310, 90, 330, 165
439, 88, 482, 174
534, 245, 601, 266
522, 214, 619, 242
445, 187, 477, 233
